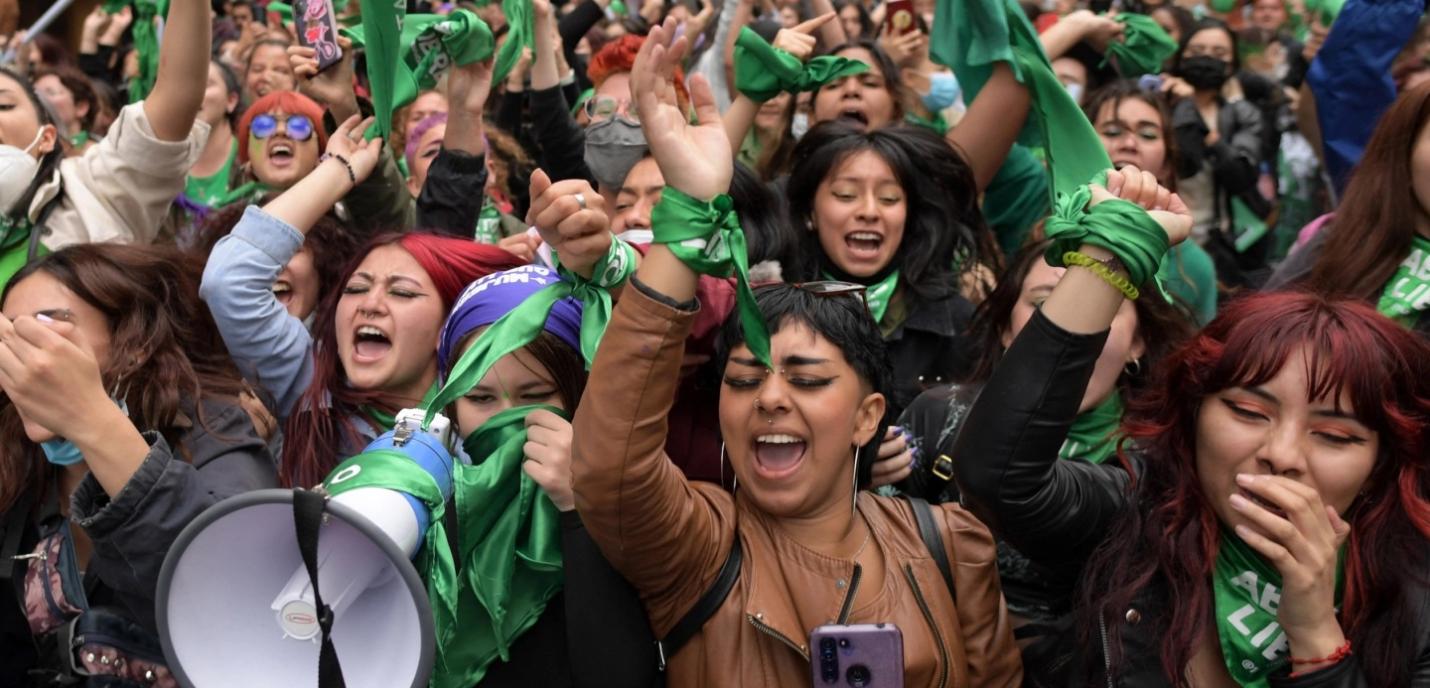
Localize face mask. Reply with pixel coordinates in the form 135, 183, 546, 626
0, 127, 45, 215
790, 112, 810, 140
1179, 55, 1231, 90
1064, 82, 1085, 104
583, 117, 648, 191
921, 72, 961, 112
40, 395, 129, 466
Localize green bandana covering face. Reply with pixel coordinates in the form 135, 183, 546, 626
822, 269, 899, 324
1377, 234, 1430, 327
104, 0, 168, 102
1212, 530, 1346, 687
650, 187, 772, 367
1057, 392, 1123, 463
1102, 14, 1177, 78
344, 7, 495, 140
732, 27, 869, 103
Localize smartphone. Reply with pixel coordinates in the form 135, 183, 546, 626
883, 0, 916, 35
294, 0, 344, 72
810, 623, 904, 688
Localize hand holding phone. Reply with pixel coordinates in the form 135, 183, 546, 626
295, 0, 343, 72
811, 623, 904, 688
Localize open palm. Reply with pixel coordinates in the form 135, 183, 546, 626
631, 18, 731, 202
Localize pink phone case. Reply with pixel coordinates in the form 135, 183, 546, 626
810, 623, 904, 688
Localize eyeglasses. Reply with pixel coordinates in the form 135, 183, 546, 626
791, 280, 873, 318
250, 113, 315, 141
584, 96, 638, 123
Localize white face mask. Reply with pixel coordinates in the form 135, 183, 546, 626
0, 127, 46, 216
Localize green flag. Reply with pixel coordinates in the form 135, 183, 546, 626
104, 0, 168, 102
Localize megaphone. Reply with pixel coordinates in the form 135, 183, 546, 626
155, 410, 455, 688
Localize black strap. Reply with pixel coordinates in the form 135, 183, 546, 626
905, 496, 956, 603
443, 496, 460, 574
293, 489, 346, 688
656, 536, 743, 671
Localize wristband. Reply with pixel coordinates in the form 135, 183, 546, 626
1063, 251, 1139, 300
320, 153, 356, 185
1289, 639, 1352, 669
1043, 176, 1172, 300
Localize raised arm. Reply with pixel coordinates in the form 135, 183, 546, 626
723, 14, 834, 155
414, 56, 496, 235
946, 62, 1030, 192
143, 0, 210, 141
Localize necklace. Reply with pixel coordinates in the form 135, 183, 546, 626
847, 508, 872, 561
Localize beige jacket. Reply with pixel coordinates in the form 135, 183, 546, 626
28, 102, 207, 250
571, 283, 1022, 687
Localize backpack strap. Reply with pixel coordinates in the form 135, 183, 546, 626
655, 535, 743, 672
904, 496, 955, 603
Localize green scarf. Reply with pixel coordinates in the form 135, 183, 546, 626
428, 405, 565, 687
732, 27, 868, 103
1057, 392, 1123, 463
822, 269, 899, 325
362, 380, 440, 431
650, 187, 771, 367
104, 0, 167, 102
67, 131, 91, 148
1377, 234, 1430, 328
474, 198, 502, 244
1212, 530, 1345, 687
0, 216, 44, 289
1102, 14, 1177, 78
1043, 174, 1171, 298
344, 8, 495, 140
184, 139, 238, 208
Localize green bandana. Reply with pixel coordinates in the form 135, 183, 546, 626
266, 1, 295, 24
732, 27, 869, 103
104, 0, 167, 102
1043, 174, 1171, 297
362, 380, 441, 431
822, 269, 899, 324
428, 405, 565, 687
344, 8, 495, 140
1377, 234, 1430, 327
67, 131, 91, 148
1058, 392, 1123, 463
0, 216, 44, 288
474, 199, 502, 244
423, 240, 636, 428
184, 139, 238, 208
650, 187, 771, 367
1102, 14, 1177, 78
1212, 530, 1345, 687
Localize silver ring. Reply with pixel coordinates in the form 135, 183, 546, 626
573, 192, 587, 211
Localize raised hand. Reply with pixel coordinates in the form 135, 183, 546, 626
524, 408, 576, 511
448, 55, 496, 118
0, 314, 107, 442
1089, 165, 1192, 247
288, 35, 358, 118
325, 115, 385, 184
878, 23, 928, 68
527, 168, 612, 279
870, 426, 915, 488
632, 17, 731, 201
773, 12, 835, 62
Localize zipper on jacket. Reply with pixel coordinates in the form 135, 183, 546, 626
903, 564, 950, 688
747, 613, 809, 661
1099, 613, 1114, 688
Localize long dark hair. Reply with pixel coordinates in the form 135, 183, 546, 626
0, 68, 65, 222
784, 121, 997, 304
1076, 291, 1430, 686
0, 244, 252, 512
1082, 79, 1183, 191
962, 240, 1194, 387
1305, 82, 1430, 300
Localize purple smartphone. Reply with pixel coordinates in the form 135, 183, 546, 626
810, 623, 904, 688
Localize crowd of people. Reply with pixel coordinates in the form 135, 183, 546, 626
0, 0, 1427, 684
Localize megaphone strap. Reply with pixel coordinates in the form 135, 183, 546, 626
293, 489, 348, 688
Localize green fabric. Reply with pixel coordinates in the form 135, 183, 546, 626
904, 110, 949, 135
1158, 241, 1218, 324
0, 216, 43, 289
491, 0, 534, 86
1231, 196, 1270, 253
213, 179, 269, 209
1305, 0, 1347, 26
983, 144, 1052, 255
821, 269, 899, 324
104, 0, 167, 103
1210, 0, 1237, 16
267, 1, 294, 25
430, 405, 565, 687
1044, 175, 1171, 294
1213, 530, 1345, 688
732, 27, 868, 103
362, 380, 440, 431
1058, 392, 1123, 463
183, 139, 238, 207
1377, 235, 1430, 327
474, 198, 502, 244
650, 188, 771, 367
1103, 14, 1177, 77
68, 131, 91, 148
930, 0, 1112, 200
343, 9, 495, 140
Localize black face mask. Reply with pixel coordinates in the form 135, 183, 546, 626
1179, 55, 1231, 91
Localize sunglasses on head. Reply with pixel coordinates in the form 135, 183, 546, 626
791, 280, 873, 318
250, 113, 315, 141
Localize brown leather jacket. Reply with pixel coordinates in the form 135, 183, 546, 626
571, 282, 1022, 687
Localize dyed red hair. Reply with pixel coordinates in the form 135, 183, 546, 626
236, 90, 329, 165
587, 34, 689, 112
281, 233, 525, 488
1078, 291, 1430, 686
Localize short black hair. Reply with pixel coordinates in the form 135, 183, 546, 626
716, 283, 892, 487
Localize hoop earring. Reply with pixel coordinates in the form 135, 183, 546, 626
1123, 358, 1142, 377
721, 442, 737, 494
851, 444, 859, 518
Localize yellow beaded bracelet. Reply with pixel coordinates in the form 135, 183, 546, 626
1062, 251, 1140, 300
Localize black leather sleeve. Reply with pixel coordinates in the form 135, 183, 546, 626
950, 308, 1132, 571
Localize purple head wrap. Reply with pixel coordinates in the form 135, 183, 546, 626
437, 265, 584, 375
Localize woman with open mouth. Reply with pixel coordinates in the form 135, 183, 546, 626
569, 22, 1023, 686
952, 165, 1430, 686
230, 90, 329, 204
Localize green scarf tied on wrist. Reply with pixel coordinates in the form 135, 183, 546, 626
1102, 14, 1177, 78
103, 0, 167, 103
344, 7, 495, 140
732, 27, 869, 103
1057, 392, 1123, 464
1043, 173, 1171, 297
650, 187, 772, 367
1212, 529, 1346, 688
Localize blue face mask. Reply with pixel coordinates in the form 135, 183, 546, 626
40, 396, 130, 466
921, 72, 962, 112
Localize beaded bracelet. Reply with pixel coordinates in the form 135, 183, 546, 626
1063, 251, 1140, 300
320, 153, 356, 185
1287, 639, 1352, 677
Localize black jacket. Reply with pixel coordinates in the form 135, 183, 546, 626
951, 309, 1430, 687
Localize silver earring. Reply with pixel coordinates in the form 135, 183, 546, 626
851, 444, 859, 518
1123, 358, 1142, 377
721, 442, 737, 494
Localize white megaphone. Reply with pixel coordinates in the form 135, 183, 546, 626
155, 410, 455, 688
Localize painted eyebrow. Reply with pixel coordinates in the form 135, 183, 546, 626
730, 355, 831, 367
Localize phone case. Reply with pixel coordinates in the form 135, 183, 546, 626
884, 0, 917, 35
295, 0, 343, 72
810, 623, 904, 688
